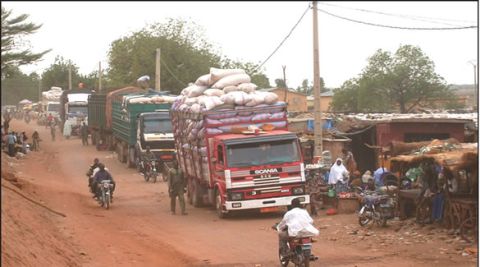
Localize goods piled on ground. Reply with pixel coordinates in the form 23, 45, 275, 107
171, 68, 287, 181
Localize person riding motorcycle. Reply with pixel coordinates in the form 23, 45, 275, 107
277, 198, 319, 260
141, 146, 156, 176
92, 163, 116, 200
86, 158, 101, 195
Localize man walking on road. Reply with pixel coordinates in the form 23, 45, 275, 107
168, 160, 187, 215
81, 122, 89, 146
50, 123, 56, 141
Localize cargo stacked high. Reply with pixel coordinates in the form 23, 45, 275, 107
87, 87, 177, 171
171, 68, 309, 218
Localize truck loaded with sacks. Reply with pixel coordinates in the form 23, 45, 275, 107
88, 87, 177, 171
41, 86, 62, 119
171, 68, 309, 218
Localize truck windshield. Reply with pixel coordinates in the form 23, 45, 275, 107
226, 139, 300, 168
144, 119, 172, 134
68, 106, 87, 114
47, 104, 60, 112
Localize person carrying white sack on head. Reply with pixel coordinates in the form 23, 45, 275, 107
328, 158, 349, 193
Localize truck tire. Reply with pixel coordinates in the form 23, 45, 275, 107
127, 147, 135, 168
192, 179, 202, 207
187, 179, 193, 205
215, 189, 227, 219
116, 143, 123, 163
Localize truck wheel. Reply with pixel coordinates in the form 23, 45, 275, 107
127, 147, 135, 168
192, 179, 202, 207
187, 179, 193, 205
116, 144, 123, 162
215, 189, 227, 219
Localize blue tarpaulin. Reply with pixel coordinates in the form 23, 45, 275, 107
307, 119, 333, 131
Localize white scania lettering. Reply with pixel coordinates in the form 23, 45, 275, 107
254, 169, 278, 175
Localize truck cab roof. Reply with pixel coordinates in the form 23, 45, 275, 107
214, 130, 297, 145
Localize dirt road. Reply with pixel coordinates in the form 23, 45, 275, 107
3, 119, 478, 267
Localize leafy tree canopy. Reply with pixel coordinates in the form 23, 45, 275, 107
107, 18, 270, 94
1, 7, 50, 79
331, 45, 454, 113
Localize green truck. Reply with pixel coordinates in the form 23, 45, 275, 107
88, 87, 176, 169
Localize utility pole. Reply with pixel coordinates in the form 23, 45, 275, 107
99, 61, 102, 92
468, 60, 478, 110
38, 79, 42, 102
282, 65, 287, 102
68, 64, 72, 90
156, 48, 161, 91
312, 1, 323, 158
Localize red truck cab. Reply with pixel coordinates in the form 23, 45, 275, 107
210, 130, 309, 217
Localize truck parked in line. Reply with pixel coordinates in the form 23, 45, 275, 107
60, 88, 92, 135
41, 86, 62, 119
88, 87, 177, 172
171, 103, 309, 218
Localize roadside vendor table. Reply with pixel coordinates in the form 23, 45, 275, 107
398, 189, 421, 220
337, 197, 359, 214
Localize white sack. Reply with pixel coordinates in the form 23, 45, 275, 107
185, 84, 208, 98
203, 89, 224, 97
237, 83, 257, 93
212, 73, 251, 89
223, 85, 240, 93
195, 74, 212, 86
210, 68, 246, 84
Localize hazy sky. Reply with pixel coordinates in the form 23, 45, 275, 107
3, 1, 478, 89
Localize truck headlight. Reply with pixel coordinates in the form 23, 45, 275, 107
230, 192, 243, 201
292, 187, 304, 195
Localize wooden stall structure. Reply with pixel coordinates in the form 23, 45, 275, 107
390, 143, 477, 242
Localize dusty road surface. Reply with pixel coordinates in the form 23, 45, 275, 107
2, 119, 478, 267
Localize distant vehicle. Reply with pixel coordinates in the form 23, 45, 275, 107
87, 88, 176, 170
60, 88, 92, 136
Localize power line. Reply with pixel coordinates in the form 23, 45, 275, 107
253, 4, 311, 74
318, 2, 476, 26
160, 57, 187, 87
316, 8, 477, 30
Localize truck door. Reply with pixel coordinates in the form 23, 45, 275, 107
215, 144, 225, 171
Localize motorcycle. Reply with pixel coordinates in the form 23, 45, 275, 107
97, 180, 114, 209
272, 223, 318, 267
143, 160, 158, 183
356, 187, 396, 227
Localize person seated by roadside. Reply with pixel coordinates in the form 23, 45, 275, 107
349, 170, 362, 188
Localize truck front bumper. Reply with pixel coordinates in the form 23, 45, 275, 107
225, 195, 310, 210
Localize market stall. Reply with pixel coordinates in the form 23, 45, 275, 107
390, 142, 477, 241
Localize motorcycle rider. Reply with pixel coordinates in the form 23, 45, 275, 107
277, 198, 319, 260
86, 158, 101, 195
141, 146, 156, 176
92, 163, 116, 200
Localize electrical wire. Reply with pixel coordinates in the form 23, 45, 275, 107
317, 2, 477, 26
160, 57, 187, 87
253, 4, 311, 74
316, 8, 477, 30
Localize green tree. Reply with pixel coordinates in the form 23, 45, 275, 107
330, 79, 360, 113
332, 45, 451, 113
275, 78, 286, 88
107, 19, 222, 93
296, 78, 326, 95
1, 66, 39, 105
1, 7, 50, 78
41, 56, 82, 90
107, 18, 271, 94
